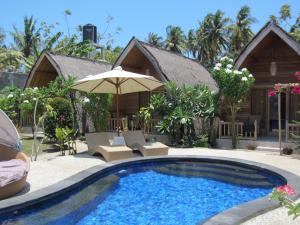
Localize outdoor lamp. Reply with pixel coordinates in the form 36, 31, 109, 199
270, 62, 277, 76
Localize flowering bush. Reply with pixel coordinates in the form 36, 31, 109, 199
269, 185, 300, 219
212, 56, 255, 148
0, 87, 21, 125
44, 97, 74, 140
140, 82, 215, 146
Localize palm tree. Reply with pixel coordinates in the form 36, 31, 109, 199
165, 25, 186, 53
229, 6, 256, 57
11, 16, 40, 58
188, 10, 230, 67
146, 32, 163, 47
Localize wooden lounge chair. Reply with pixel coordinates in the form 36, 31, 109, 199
123, 131, 169, 156
85, 132, 134, 161
0, 144, 30, 200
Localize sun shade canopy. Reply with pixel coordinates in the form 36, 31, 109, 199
0, 110, 21, 151
71, 66, 164, 94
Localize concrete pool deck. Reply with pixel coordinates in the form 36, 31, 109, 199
16, 142, 300, 224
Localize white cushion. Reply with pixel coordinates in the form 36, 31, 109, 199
111, 136, 126, 146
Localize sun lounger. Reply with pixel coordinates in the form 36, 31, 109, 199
123, 131, 169, 156
0, 144, 29, 200
85, 132, 134, 161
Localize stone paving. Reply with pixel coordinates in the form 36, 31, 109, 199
22, 141, 300, 224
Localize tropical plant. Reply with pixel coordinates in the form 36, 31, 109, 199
0, 87, 22, 125
229, 6, 256, 57
80, 93, 112, 132
211, 56, 255, 148
44, 97, 74, 140
104, 46, 123, 63
19, 87, 45, 135
140, 82, 215, 146
187, 10, 230, 68
165, 25, 186, 53
269, 185, 299, 219
11, 16, 40, 58
0, 28, 5, 47
55, 127, 73, 155
146, 32, 163, 47
269, 4, 300, 43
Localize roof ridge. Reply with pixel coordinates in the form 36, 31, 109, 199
45, 50, 113, 65
234, 21, 300, 66
136, 39, 207, 68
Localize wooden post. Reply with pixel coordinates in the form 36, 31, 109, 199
219, 120, 221, 138
278, 92, 282, 155
254, 120, 257, 140
285, 88, 289, 143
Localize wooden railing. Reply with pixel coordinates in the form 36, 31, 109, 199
107, 117, 128, 132
286, 123, 300, 142
107, 117, 159, 134
21, 114, 32, 127
219, 120, 257, 140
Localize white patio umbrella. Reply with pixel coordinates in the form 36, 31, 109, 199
71, 66, 164, 135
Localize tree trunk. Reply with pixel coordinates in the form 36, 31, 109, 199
230, 107, 237, 149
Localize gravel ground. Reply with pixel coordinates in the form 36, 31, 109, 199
22, 142, 300, 224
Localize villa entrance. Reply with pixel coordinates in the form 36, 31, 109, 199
268, 92, 286, 136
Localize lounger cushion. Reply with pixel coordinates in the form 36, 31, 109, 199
0, 159, 28, 187
111, 136, 126, 146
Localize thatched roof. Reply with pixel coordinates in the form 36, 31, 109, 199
26, 51, 112, 87
114, 38, 218, 91
234, 21, 300, 69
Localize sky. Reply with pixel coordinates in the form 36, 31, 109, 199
1, 0, 300, 48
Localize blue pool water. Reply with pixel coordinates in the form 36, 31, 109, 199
0, 161, 284, 225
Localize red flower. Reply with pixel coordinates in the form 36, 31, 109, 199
274, 83, 282, 91
291, 86, 300, 95
276, 185, 296, 196
295, 71, 300, 80
268, 89, 277, 97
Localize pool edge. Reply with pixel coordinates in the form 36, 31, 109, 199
0, 155, 299, 225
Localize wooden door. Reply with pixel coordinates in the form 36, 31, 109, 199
251, 89, 267, 135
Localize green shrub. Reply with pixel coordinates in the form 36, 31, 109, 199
193, 135, 209, 147
44, 97, 74, 140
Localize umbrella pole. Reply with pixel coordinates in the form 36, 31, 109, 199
116, 83, 120, 136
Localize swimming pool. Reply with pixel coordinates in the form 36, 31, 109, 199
0, 158, 287, 225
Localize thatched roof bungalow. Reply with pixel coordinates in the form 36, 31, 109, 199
25, 51, 112, 87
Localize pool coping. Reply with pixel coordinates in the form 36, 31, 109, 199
0, 155, 300, 225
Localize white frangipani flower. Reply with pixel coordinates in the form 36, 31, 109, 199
241, 77, 248, 81
225, 68, 232, 74
233, 70, 239, 74
248, 74, 253, 78
8, 94, 14, 98
214, 66, 220, 71
180, 118, 187, 124
33, 97, 37, 101
215, 63, 221, 67
226, 64, 233, 69
242, 68, 247, 72
220, 56, 228, 61
83, 97, 90, 103
229, 58, 233, 63
23, 100, 29, 103
33, 87, 38, 91
21, 93, 25, 96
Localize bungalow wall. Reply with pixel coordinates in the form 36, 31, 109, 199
236, 32, 300, 136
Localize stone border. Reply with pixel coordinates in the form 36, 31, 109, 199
0, 155, 299, 225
